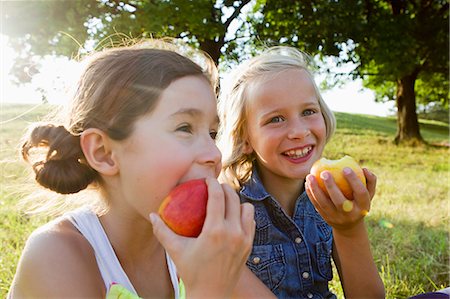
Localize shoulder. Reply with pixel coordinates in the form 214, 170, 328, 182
25, 217, 95, 262
9, 217, 105, 298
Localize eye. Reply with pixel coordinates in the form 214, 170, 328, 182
209, 130, 218, 140
176, 124, 192, 134
268, 116, 284, 124
302, 109, 317, 116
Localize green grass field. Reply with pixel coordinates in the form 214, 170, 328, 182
1, 103, 449, 298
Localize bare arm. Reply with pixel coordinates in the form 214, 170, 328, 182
306, 168, 385, 299
332, 223, 384, 298
232, 266, 276, 299
8, 220, 105, 298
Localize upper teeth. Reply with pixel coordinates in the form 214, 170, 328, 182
285, 146, 312, 158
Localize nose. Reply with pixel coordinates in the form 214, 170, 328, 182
198, 136, 222, 170
287, 118, 310, 140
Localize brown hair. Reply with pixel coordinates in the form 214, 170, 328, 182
21, 40, 218, 195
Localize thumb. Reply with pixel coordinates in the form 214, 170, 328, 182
149, 213, 183, 253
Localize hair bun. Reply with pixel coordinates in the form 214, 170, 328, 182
32, 159, 96, 194
22, 124, 97, 194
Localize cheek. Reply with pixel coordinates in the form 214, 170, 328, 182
249, 131, 277, 158
131, 144, 191, 184
153, 148, 193, 176
310, 118, 327, 153
314, 118, 328, 141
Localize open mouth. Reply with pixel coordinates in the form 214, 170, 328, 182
283, 146, 313, 159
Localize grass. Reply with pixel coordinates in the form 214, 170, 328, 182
1, 104, 449, 298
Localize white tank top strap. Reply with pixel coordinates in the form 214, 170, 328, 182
66, 207, 137, 294
166, 252, 180, 299
66, 207, 180, 298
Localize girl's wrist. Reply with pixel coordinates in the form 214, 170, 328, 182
332, 220, 367, 239
186, 288, 231, 299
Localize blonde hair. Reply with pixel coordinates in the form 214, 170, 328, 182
218, 46, 336, 189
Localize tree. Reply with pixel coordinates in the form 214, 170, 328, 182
1, 0, 252, 69
251, 0, 449, 144
2, 0, 448, 144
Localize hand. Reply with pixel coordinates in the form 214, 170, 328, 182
305, 168, 377, 234
150, 177, 255, 299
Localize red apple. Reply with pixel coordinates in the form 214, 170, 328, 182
158, 179, 208, 237
310, 155, 366, 200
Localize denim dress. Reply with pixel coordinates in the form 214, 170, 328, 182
240, 168, 336, 299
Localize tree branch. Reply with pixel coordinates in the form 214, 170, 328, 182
223, 0, 252, 31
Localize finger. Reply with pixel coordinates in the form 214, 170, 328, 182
240, 202, 255, 246
305, 175, 318, 207
306, 174, 336, 216
149, 213, 184, 253
343, 167, 368, 198
222, 183, 241, 224
360, 168, 377, 215
320, 171, 346, 208
363, 168, 377, 199
343, 167, 371, 214
203, 178, 225, 229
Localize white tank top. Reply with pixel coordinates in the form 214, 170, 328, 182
66, 207, 179, 298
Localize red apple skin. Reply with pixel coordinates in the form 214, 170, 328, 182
158, 179, 208, 237
310, 155, 366, 200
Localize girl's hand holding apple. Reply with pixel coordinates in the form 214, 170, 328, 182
150, 178, 256, 299
305, 156, 377, 234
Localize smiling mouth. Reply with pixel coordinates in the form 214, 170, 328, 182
283, 146, 313, 159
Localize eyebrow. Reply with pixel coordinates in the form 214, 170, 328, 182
170, 108, 219, 124
259, 98, 320, 119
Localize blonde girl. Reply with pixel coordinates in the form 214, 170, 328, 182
218, 46, 385, 299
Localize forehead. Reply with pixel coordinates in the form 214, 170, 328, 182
153, 75, 217, 116
245, 68, 317, 108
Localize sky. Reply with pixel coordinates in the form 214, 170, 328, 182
0, 34, 396, 116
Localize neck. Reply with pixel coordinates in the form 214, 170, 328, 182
259, 172, 304, 217
100, 208, 161, 260
100, 209, 174, 298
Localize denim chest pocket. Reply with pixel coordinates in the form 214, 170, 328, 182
246, 244, 286, 292
253, 207, 271, 244
316, 239, 333, 281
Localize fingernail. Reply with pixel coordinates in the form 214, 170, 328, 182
306, 174, 315, 183
342, 200, 354, 212
320, 171, 329, 180
149, 213, 157, 224
343, 167, 352, 175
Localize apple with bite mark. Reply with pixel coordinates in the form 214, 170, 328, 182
158, 179, 208, 237
310, 155, 366, 200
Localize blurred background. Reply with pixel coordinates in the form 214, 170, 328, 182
1, 0, 448, 143
0, 1, 448, 298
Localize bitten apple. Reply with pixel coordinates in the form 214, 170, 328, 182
158, 179, 208, 237
310, 155, 366, 200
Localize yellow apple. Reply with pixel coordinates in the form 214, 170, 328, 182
310, 155, 366, 200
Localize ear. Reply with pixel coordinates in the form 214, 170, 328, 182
242, 139, 254, 155
80, 128, 118, 176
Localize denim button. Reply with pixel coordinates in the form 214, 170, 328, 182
307, 293, 313, 298
302, 271, 310, 279
295, 237, 302, 244
252, 256, 261, 264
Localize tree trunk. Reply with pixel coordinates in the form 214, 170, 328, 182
394, 73, 424, 144
199, 38, 224, 94
199, 39, 223, 66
